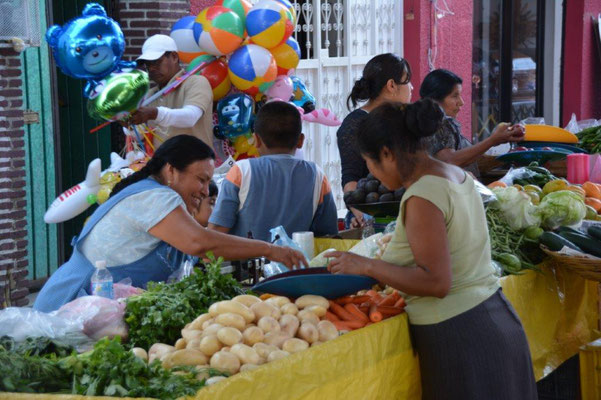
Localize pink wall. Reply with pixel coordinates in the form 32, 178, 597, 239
562, 0, 601, 125
403, 0, 473, 138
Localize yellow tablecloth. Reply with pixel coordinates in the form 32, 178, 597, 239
1, 261, 598, 400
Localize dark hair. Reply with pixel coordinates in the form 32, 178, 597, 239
357, 99, 444, 162
111, 135, 215, 197
419, 69, 463, 102
208, 179, 218, 197
347, 53, 412, 110
254, 101, 302, 149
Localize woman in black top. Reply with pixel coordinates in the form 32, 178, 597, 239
337, 54, 413, 227
420, 69, 525, 178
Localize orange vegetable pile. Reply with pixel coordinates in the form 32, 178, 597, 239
327, 289, 406, 331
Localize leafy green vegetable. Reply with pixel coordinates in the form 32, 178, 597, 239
0, 351, 71, 393
125, 254, 244, 349
537, 190, 587, 229
486, 207, 544, 275
576, 126, 601, 154
490, 186, 541, 230
1, 337, 223, 398
0, 336, 75, 358
65, 337, 209, 399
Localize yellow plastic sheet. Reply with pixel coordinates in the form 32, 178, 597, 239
314, 238, 360, 255
194, 315, 420, 400
500, 260, 600, 381
2, 261, 598, 400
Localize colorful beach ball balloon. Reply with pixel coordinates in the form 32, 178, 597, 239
170, 16, 204, 63
214, 0, 252, 26
193, 6, 245, 56
187, 54, 232, 101
228, 44, 277, 98
246, 0, 295, 49
274, 0, 297, 26
270, 36, 300, 75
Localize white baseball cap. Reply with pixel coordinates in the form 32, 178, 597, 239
137, 34, 178, 61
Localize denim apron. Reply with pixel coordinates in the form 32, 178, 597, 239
34, 179, 191, 312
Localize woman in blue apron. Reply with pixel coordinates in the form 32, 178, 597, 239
35, 135, 307, 312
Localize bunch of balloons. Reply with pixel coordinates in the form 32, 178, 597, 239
170, 0, 299, 103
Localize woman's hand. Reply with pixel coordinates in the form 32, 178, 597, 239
349, 207, 365, 228
268, 245, 308, 269
325, 251, 370, 276
490, 122, 526, 145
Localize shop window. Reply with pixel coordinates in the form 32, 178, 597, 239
472, 0, 545, 141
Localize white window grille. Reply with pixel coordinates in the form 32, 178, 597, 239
0, 0, 41, 47
288, 0, 404, 210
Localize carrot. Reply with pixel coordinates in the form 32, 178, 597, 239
377, 305, 404, 317
344, 303, 370, 323
365, 290, 383, 303
358, 305, 369, 314
259, 293, 275, 300
333, 320, 366, 331
329, 300, 359, 322
393, 297, 406, 309
335, 296, 354, 305
377, 291, 401, 306
350, 295, 372, 304
325, 311, 340, 322
369, 304, 383, 323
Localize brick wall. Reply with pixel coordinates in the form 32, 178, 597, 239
0, 47, 29, 308
190, 0, 216, 15
118, 0, 192, 61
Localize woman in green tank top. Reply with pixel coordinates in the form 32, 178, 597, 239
325, 99, 536, 399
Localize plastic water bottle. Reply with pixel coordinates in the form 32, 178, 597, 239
91, 260, 114, 299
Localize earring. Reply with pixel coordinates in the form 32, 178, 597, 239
167, 180, 171, 187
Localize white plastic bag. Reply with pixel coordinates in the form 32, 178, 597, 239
57, 296, 128, 342
0, 295, 128, 351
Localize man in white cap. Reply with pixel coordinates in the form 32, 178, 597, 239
129, 34, 214, 149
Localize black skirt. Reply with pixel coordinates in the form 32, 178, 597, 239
410, 289, 537, 400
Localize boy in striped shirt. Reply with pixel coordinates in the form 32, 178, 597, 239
209, 101, 338, 242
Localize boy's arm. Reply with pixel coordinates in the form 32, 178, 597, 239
208, 165, 242, 233
311, 176, 339, 236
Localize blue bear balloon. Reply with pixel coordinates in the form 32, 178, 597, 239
214, 94, 255, 140
46, 3, 134, 97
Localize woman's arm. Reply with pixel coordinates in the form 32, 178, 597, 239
436, 123, 525, 168
327, 196, 451, 298
149, 206, 307, 268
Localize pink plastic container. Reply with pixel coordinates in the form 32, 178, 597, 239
567, 154, 590, 184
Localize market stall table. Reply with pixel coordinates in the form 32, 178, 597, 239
1, 259, 597, 400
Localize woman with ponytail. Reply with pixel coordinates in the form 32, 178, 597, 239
34, 135, 307, 312
337, 53, 413, 228
326, 100, 537, 399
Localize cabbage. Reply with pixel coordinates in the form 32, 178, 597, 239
537, 190, 586, 229
490, 187, 541, 230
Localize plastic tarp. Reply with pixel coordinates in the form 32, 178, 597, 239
1, 262, 598, 400
500, 260, 600, 381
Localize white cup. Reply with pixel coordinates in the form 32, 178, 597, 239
292, 231, 315, 260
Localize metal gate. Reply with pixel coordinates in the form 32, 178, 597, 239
286, 0, 403, 209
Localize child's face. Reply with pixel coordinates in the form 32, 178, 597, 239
195, 195, 217, 227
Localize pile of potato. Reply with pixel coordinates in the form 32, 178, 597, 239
133, 294, 339, 382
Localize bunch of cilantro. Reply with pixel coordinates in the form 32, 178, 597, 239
125, 254, 244, 349
64, 337, 212, 398
0, 337, 221, 398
